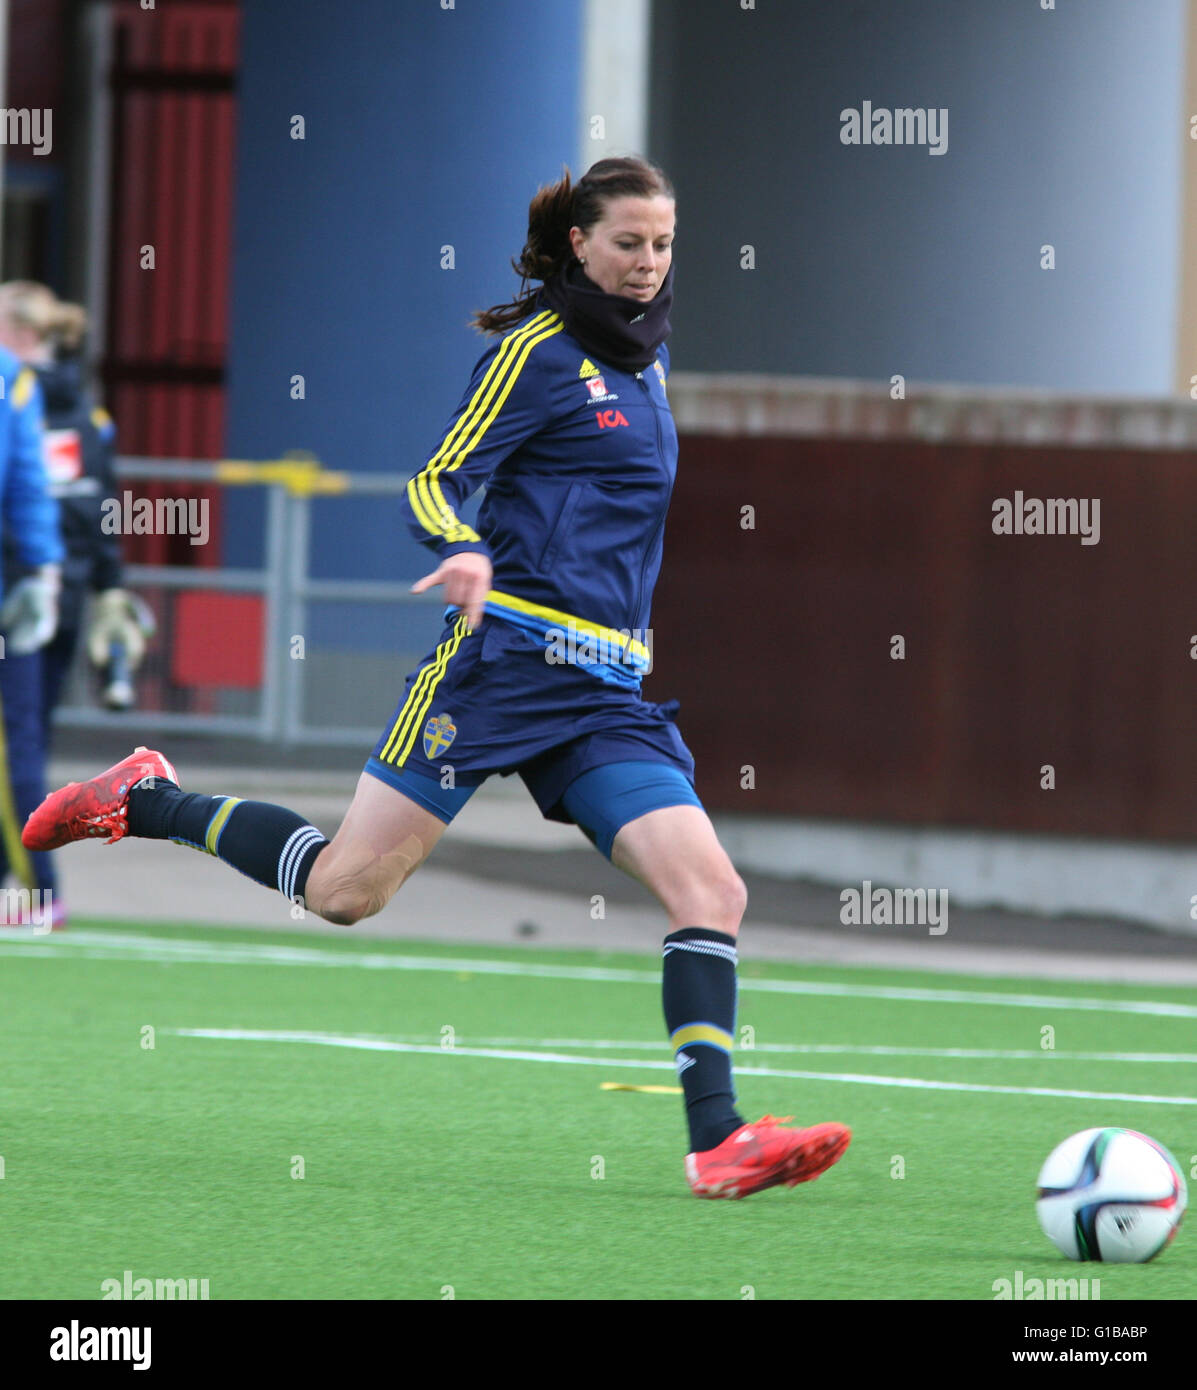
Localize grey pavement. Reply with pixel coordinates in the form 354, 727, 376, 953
36, 742, 1197, 986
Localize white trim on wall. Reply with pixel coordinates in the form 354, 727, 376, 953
78, 1, 113, 391
0, 0, 9, 267
579, 0, 651, 172
1175, 0, 1197, 396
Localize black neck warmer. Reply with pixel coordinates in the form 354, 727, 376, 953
539, 261, 673, 372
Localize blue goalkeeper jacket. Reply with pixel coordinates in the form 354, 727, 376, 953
401, 307, 677, 677
0, 346, 63, 601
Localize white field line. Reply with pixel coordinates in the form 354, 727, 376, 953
292, 1035, 1197, 1064
165, 1028, 1197, 1106
5, 928, 1197, 1017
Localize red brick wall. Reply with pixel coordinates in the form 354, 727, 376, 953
8, 0, 68, 136
647, 435, 1197, 839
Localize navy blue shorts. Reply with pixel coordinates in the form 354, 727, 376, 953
364, 614, 701, 850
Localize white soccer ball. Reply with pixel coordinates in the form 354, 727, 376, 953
1036, 1127, 1186, 1263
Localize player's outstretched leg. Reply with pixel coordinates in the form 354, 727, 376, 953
22, 747, 445, 925
610, 802, 851, 1199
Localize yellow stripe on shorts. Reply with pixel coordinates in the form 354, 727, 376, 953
379, 614, 470, 766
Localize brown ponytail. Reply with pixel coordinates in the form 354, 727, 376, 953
473, 155, 675, 335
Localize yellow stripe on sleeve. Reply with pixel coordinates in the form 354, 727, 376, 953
12, 368, 35, 410
408, 314, 550, 537
422, 317, 563, 523
429, 312, 554, 472
408, 312, 562, 542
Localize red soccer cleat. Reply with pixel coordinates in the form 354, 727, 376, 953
22, 746, 178, 851
685, 1116, 851, 1199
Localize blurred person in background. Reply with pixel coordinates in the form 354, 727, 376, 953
0, 293, 64, 925
0, 283, 149, 927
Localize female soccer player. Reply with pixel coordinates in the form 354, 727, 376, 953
25, 157, 850, 1198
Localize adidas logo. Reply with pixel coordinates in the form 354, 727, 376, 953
578, 358, 600, 379
675, 1052, 697, 1077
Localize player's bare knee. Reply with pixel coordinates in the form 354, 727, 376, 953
671, 867, 747, 937
709, 868, 747, 935
306, 832, 422, 925
309, 867, 388, 926
723, 869, 748, 931
312, 883, 362, 926
318, 899, 361, 927
317, 884, 383, 926
688, 865, 745, 929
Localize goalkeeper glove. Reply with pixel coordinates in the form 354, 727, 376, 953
87, 588, 156, 709
0, 565, 61, 654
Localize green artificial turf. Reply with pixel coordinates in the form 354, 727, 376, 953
2, 919, 1193, 1300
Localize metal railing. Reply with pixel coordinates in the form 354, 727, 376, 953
54, 455, 444, 746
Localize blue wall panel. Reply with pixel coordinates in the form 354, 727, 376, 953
225, 0, 582, 652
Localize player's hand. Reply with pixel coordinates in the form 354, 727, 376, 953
411, 552, 492, 631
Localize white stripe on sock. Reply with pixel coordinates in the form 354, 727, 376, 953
278, 826, 324, 900
286, 828, 325, 901
663, 939, 738, 966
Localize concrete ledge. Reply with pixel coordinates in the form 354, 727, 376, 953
668, 372, 1197, 448
47, 754, 1197, 937
715, 816, 1197, 936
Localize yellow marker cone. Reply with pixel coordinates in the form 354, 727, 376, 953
600, 1082, 683, 1095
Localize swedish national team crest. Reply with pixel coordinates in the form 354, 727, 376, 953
653, 359, 667, 391
423, 712, 457, 759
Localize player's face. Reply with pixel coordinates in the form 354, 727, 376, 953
0, 316, 42, 362
571, 195, 675, 303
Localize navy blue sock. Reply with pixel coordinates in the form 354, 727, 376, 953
127, 780, 328, 905
662, 927, 745, 1154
